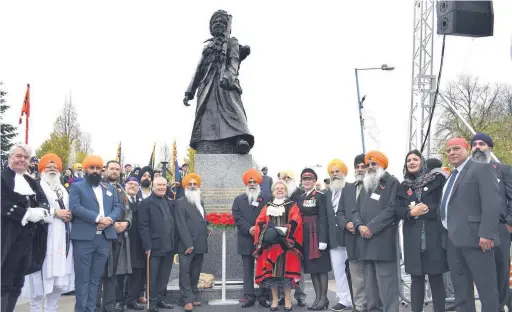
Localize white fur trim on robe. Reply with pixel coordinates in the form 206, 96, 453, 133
21, 181, 74, 298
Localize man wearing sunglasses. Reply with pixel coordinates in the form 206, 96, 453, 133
470, 132, 512, 312
69, 155, 122, 312
353, 151, 400, 312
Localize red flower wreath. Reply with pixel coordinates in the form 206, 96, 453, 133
206, 212, 235, 229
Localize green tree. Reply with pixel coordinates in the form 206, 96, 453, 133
1, 82, 18, 163
183, 146, 196, 173
36, 134, 72, 166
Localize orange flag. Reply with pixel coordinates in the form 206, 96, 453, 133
19, 84, 30, 124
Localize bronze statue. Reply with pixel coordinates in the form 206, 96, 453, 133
183, 10, 254, 154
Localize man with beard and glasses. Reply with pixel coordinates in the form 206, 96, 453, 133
440, 138, 501, 312
1, 144, 52, 312
22, 154, 75, 312
98, 160, 133, 312
175, 173, 210, 312
470, 132, 512, 312
277, 170, 306, 307
337, 155, 367, 312
353, 151, 400, 312
69, 155, 122, 312
139, 177, 176, 312
232, 169, 271, 308
137, 166, 154, 200
324, 159, 352, 311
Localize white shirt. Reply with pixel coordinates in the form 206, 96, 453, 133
442, 158, 470, 229
93, 185, 105, 223
141, 189, 151, 199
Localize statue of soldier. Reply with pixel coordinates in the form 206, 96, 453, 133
183, 10, 254, 154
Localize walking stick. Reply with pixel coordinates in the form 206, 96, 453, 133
146, 252, 150, 310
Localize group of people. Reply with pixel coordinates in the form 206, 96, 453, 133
1, 131, 510, 312
233, 132, 511, 312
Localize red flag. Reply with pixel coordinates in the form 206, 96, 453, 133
19, 84, 30, 124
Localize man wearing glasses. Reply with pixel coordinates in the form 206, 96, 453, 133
69, 155, 122, 312
353, 151, 400, 312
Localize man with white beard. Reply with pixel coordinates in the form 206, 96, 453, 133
22, 153, 74, 312
338, 154, 367, 312
175, 173, 210, 312
470, 132, 512, 311
232, 169, 271, 308
353, 151, 400, 312
324, 159, 352, 311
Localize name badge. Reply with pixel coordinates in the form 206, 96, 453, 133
498, 178, 501, 183
370, 193, 380, 201
251, 201, 259, 207
106, 191, 112, 197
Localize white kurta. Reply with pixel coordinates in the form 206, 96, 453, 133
21, 181, 75, 299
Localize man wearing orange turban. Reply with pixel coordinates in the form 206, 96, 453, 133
232, 168, 271, 308
68, 155, 122, 312
353, 150, 401, 312
174, 173, 209, 311
23, 153, 74, 311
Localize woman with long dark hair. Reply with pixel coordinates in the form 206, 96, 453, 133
396, 150, 448, 312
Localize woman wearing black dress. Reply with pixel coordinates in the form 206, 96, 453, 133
297, 168, 332, 311
396, 150, 448, 312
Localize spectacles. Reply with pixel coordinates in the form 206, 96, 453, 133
355, 164, 367, 170
472, 141, 487, 147
367, 162, 379, 167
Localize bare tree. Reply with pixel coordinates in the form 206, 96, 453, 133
54, 96, 81, 144
78, 132, 93, 154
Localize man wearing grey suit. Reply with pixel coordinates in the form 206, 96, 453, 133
174, 173, 209, 312
440, 137, 502, 312
470, 132, 512, 311
69, 156, 122, 312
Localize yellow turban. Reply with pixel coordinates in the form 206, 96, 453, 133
38, 153, 63, 173
182, 173, 201, 188
82, 156, 104, 170
73, 162, 83, 171
327, 159, 347, 176
243, 168, 262, 185
279, 170, 296, 181
365, 151, 388, 169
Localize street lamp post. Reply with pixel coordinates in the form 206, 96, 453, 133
355, 64, 395, 154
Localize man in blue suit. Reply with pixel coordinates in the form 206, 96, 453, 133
69, 156, 122, 312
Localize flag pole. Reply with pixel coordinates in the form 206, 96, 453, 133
25, 115, 29, 144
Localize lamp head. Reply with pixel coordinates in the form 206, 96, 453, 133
381, 64, 395, 71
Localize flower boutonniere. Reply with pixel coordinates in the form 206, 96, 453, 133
257, 196, 263, 203
493, 164, 497, 169
380, 185, 385, 191
100, 183, 108, 190
407, 188, 413, 196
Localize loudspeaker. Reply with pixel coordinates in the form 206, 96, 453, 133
437, 1, 494, 37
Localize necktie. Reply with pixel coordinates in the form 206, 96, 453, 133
440, 169, 459, 220
332, 191, 340, 211
131, 196, 136, 203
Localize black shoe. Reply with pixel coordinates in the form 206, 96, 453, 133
312, 299, 329, 311
444, 302, 457, 311
285, 305, 293, 312
114, 302, 125, 312
331, 303, 351, 311
63, 291, 75, 296
241, 297, 255, 308
270, 307, 279, 311
126, 300, 144, 310
278, 298, 285, 306
307, 299, 320, 310
296, 299, 306, 307
157, 301, 174, 309
258, 299, 271, 308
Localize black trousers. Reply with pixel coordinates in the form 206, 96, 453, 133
242, 255, 269, 300
1, 236, 32, 312
126, 268, 146, 302
148, 251, 174, 304
97, 242, 124, 312
496, 225, 511, 308
447, 237, 499, 312
411, 274, 445, 312
179, 253, 204, 305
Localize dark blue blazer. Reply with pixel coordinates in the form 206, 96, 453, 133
69, 181, 122, 240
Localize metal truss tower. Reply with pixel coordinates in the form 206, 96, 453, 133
408, 0, 436, 157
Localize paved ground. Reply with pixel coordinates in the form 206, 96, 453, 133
15, 280, 481, 311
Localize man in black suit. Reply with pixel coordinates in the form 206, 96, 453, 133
175, 173, 209, 312
232, 169, 270, 308
470, 132, 512, 311
138, 177, 176, 312
441, 137, 502, 312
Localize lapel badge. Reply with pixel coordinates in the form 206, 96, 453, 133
423, 187, 428, 191
493, 164, 497, 169
380, 185, 385, 191
407, 188, 413, 196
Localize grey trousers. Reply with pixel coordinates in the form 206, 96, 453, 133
364, 260, 399, 312
349, 260, 366, 311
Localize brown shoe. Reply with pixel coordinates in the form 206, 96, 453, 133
138, 297, 147, 304
184, 303, 193, 311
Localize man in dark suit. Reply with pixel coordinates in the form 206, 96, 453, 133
353, 151, 400, 312
175, 173, 209, 312
470, 133, 512, 311
138, 177, 176, 312
338, 154, 367, 312
440, 137, 502, 312
324, 159, 353, 311
232, 169, 270, 308
69, 155, 122, 312
1, 144, 52, 312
